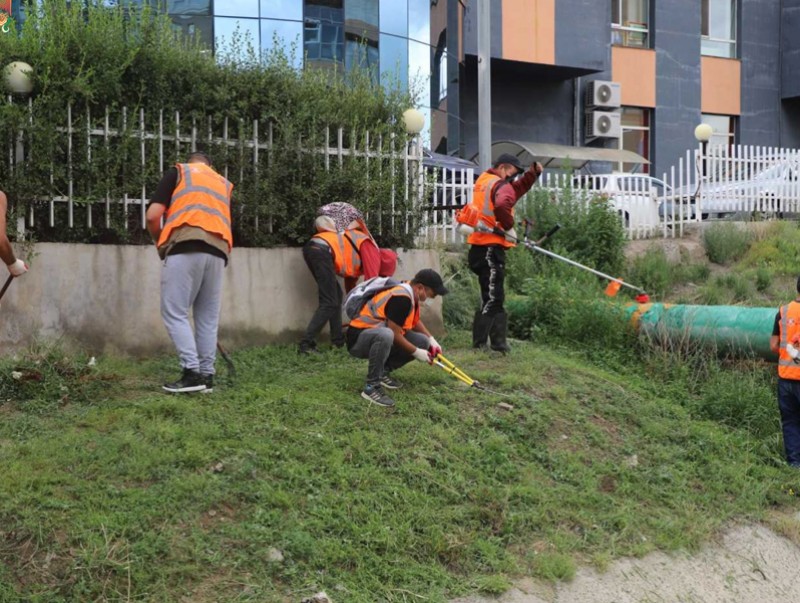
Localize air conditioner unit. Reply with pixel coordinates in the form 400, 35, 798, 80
586, 80, 621, 109
586, 110, 621, 139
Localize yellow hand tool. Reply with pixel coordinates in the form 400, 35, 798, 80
433, 353, 513, 398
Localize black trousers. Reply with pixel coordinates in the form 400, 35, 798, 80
468, 244, 506, 316
301, 242, 344, 347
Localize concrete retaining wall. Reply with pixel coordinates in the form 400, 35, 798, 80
0, 243, 443, 357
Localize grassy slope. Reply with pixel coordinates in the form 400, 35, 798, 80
1, 334, 798, 602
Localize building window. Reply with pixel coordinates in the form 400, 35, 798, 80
702, 0, 736, 58
437, 46, 447, 103
701, 113, 736, 148
611, 0, 649, 48
261, 0, 303, 21
214, 16, 260, 58
214, 0, 259, 18
344, 0, 378, 81
167, 1, 211, 15
304, 0, 344, 70
379, 33, 408, 91
619, 107, 650, 173
262, 18, 303, 68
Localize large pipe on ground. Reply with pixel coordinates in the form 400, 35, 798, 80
628, 303, 777, 360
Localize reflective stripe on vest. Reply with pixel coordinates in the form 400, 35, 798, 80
466, 171, 514, 248
157, 163, 234, 251
312, 229, 370, 277
779, 302, 800, 380
349, 283, 418, 332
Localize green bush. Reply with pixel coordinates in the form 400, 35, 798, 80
0, 1, 418, 248
626, 248, 673, 298
703, 223, 754, 265
755, 267, 773, 292
517, 186, 626, 277
441, 252, 481, 330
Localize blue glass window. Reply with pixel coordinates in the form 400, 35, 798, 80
171, 14, 213, 47
261, 0, 303, 20
408, 0, 430, 44
167, 0, 210, 15
379, 33, 408, 91
408, 39, 432, 106
380, 0, 407, 37
215, 0, 259, 18
262, 18, 304, 69
304, 0, 344, 68
345, 0, 378, 80
214, 16, 261, 56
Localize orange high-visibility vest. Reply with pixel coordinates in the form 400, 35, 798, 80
466, 171, 514, 248
349, 283, 419, 332
779, 302, 800, 380
158, 163, 233, 251
312, 229, 371, 278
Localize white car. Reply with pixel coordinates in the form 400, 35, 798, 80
573, 173, 681, 231
696, 160, 800, 218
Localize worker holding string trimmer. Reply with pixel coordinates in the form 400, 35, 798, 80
457, 153, 543, 352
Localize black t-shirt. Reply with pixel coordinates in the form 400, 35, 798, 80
774, 311, 781, 337
346, 294, 414, 349
149, 166, 228, 262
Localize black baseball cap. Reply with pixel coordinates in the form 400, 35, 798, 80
493, 153, 524, 172
413, 268, 449, 296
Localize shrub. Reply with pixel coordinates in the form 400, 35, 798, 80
517, 186, 626, 277
627, 248, 673, 299
755, 267, 772, 292
441, 252, 481, 330
0, 1, 418, 248
703, 223, 754, 265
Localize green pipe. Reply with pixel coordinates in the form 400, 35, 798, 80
627, 303, 778, 360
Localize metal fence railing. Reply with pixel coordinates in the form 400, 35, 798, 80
422, 144, 800, 244
4, 100, 426, 246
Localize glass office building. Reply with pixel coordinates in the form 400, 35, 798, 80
6, 0, 458, 152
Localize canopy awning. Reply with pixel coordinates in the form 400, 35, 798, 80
472, 141, 650, 170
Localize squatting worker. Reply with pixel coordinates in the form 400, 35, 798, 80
299, 212, 397, 354
347, 269, 448, 408
145, 151, 233, 394
769, 276, 800, 467
0, 189, 29, 282
467, 153, 542, 352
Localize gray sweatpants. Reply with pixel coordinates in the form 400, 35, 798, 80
348, 327, 430, 385
161, 252, 224, 375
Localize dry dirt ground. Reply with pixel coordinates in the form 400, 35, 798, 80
452, 520, 800, 603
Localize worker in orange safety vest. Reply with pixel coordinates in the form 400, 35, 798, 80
769, 276, 800, 467
146, 151, 233, 394
467, 153, 542, 353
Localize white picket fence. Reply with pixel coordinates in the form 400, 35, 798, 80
5, 100, 426, 240
7, 99, 800, 246
420, 144, 800, 244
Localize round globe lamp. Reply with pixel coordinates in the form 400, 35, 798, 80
3, 61, 34, 96
402, 108, 425, 135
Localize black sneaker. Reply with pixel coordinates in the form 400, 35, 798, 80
361, 383, 395, 407
202, 374, 214, 393
298, 342, 322, 355
163, 369, 207, 393
380, 374, 403, 390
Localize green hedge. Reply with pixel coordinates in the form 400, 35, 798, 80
0, 1, 420, 248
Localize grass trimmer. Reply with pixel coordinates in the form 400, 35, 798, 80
433, 353, 514, 398
521, 220, 649, 301
476, 221, 650, 303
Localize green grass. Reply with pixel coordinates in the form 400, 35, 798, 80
0, 338, 798, 602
